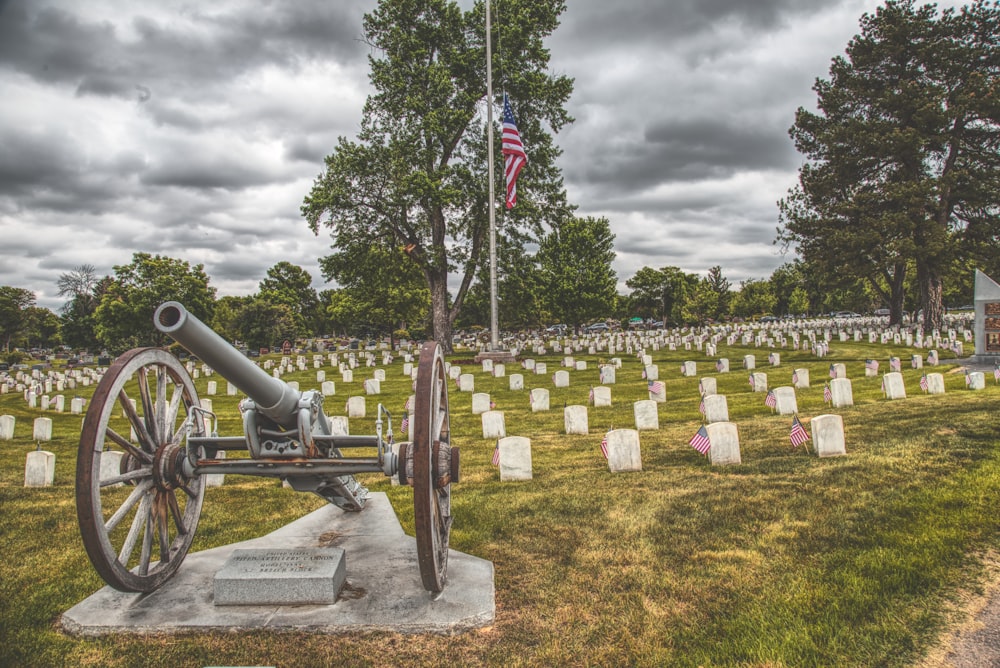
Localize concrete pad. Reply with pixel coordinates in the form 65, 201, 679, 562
60, 492, 494, 636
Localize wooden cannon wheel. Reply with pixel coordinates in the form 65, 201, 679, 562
76, 348, 206, 592
410, 341, 457, 593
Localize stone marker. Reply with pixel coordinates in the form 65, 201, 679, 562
33, 417, 52, 441
599, 365, 616, 384
71, 397, 86, 414
648, 381, 666, 403
703, 394, 729, 423
968, 371, 986, 390
792, 368, 810, 389
699, 377, 717, 396
706, 422, 741, 466
772, 386, 798, 415
509, 373, 524, 391
206, 381, 217, 396
364, 379, 381, 395
633, 399, 659, 431
494, 363, 506, 377
830, 363, 847, 379
768, 352, 781, 367
471, 393, 491, 415
24, 450, 55, 487
553, 370, 570, 387
911, 355, 923, 369
328, 415, 350, 436
830, 377, 854, 407
0, 415, 14, 440
535, 362, 547, 375
681, 361, 696, 377
643, 364, 659, 381
882, 372, 906, 399
926, 372, 945, 394
322, 381, 336, 396
458, 373, 474, 392
497, 436, 532, 481
743, 355, 756, 370
342, 369, 353, 383
592, 385, 612, 407
346, 396, 366, 418
750, 372, 768, 393
482, 410, 506, 439
530, 388, 550, 412
564, 405, 589, 435
214, 547, 347, 606
716, 358, 730, 373
99, 451, 124, 488
811, 414, 846, 457
605, 429, 642, 472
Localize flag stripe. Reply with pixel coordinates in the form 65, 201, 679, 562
502, 94, 527, 209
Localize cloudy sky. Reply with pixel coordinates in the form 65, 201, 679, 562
0, 0, 967, 312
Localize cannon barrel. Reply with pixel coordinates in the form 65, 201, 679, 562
154, 301, 300, 427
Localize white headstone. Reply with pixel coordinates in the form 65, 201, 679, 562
599, 365, 616, 384
564, 405, 589, 435
99, 450, 124, 488
24, 450, 55, 487
497, 436, 532, 481
716, 358, 730, 373
341, 369, 354, 383
792, 368, 810, 389
471, 393, 492, 415
706, 422, 741, 466
830, 377, 854, 407
882, 372, 906, 399
699, 377, 717, 397
494, 363, 506, 377
206, 381, 217, 396
926, 372, 946, 394
643, 364, 659, 381
364, 378, 381, 395
509, 373, 524, 391
968, 371, 986, 390
592, 386, 612, 407
481, 359, 494, 373
346, 396, 366, 418
553, 370, 570, 388
482, 410, 506, 439
575, 360, 587, 371
743, 355, 756, 370
811, 414, 846, 457
605, 429, 642, 472
32, 417, 52, 441
458, 373, 475, 392
535, 362, 547, 375
750, 372, 768, 393
530, 388, 550, 412
0, 415, 13, 440
633, 400, 659, 431
321, 381, 336, 396
204, 450, 227, 487
703, 394, 729, 423
772, 386, 798, 415
681, 361, 697, 377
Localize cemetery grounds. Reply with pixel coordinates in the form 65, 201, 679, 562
2, 326, 1000, 667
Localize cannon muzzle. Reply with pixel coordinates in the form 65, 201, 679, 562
154, 301, 300, 427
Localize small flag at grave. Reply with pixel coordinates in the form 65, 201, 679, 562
865, 359, 879, 372
490, 400, 496, 410
648, 380, 665, 395
589, 386, 595, 404
698, 398, 706, 415
965, 370, 971, 386
994, 365, 1000, 383
890, 357, 901, 372
823, 383, 832, 403
698, 379, 704, 396
689, 425, 711, 455
765, 391, 777, 409
768, 353, 776, 365
716, 359, 724, 372
792, 370, 799, 385
748, 374, 756, 390
641, 368, 647, 379
790, 415, 810, 447
400, 412, 409, 433
919, 374, 928, 392
829, 364, 836, 379
403, 396, 413, 411
492, 441, 501, 466
600, 433, 609, 459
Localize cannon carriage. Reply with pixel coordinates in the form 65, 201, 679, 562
75, 302, 458, 594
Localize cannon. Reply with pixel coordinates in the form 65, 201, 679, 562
75, 301, 458, 594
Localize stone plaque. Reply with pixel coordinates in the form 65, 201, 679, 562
214, 547, 346, 606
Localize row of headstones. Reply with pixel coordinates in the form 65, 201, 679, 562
22, 447, 227, 488
484, 413, 849, 481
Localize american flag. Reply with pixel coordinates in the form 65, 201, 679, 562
748, 374, 756, 390
994, 365, 1000, 383
823, 383, 832, 403
865, 359, 879, 372
600, 434, 609, 459
492, 441, 501, 466
400, 412, 409, 433
965, 370, 971, 386
790, 415, 810, 447
699, 398, 706, 415
768, 353, 776, 365
765, 391, 777, 409
829, 364, 837, 379
589, 386, 595, 404
689, 425, 711, 454
648, 380, 665, 395
716, 359, 724, 372
890, 357, 901, 372
919, 374, 928, 392
403, 396, 413, 411
501, 94, 527, 209
792, 370, 799, 385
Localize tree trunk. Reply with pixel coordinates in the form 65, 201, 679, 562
889, 262, 907, 327
917, 263, 945, 333
427, 269, 453, 354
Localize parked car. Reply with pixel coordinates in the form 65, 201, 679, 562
545, 324, 568, 335
586, 322, 610, 333
874, 308, 890, 317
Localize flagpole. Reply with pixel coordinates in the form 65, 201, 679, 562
486, 0, 499, 352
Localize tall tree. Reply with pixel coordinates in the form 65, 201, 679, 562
537, 216, 617, 330
0, 287, 36, 352
625, 266, 698, 326
459, 236, 546, 330
704, 266, 732, 321
233, 298, 297, 350
93, 253, 215, 353
779, 0, 1000, 330
57, 264, 106, 351
258, 262, 320, 336
302, 0, 574, 352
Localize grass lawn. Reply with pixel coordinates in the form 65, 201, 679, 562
2, 338, 999, 667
